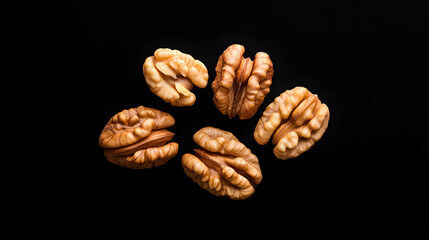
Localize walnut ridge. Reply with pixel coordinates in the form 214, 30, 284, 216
182, 127, 262, 200
99, 106, 178, 169
254, 87, 330, 160
212, 44, 273, 119
143, 48, 209, 106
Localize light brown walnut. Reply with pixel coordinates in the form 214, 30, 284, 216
212, 44, 273, 119
254, 87, 330, 160
99, 106, 178, 169
143, 48, 209, 106
182, 127, 262, 200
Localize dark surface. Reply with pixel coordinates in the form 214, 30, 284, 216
1, 0, 426, 238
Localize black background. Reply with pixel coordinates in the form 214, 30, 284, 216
1, 0, 427, 238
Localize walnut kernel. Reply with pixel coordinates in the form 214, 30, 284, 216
99, 106, 178, 169
212, 44, 273, 119
143, 48, 209, 106
254, 87, 330, 160
182, 127, 262, 200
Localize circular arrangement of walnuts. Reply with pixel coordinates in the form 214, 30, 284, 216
99, 44, 330, 200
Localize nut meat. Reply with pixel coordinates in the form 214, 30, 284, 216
143, 48, 209, 106
182, 127, 262, 200
212, 44, 273, 119
99, 106, 178, 169
254, 87, 330, 160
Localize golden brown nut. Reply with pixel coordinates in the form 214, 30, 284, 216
254, 87, 330, 160
99, 106, 178, 169
142, 48, 209, 106
212, 44, 273, 119
182, 127, 262, 200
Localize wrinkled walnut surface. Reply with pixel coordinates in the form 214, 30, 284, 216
99, 106, 178, 169
143, 48, 209, 106
182, 127, 262, 200
212, 44, 273, 119
254, 87, 330, 160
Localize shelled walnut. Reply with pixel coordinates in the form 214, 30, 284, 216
143, 48, 209, 106
182, 127, 262, 200
254, 87, 330, 160
99, 106, 178, 169
212, 44, 273, 119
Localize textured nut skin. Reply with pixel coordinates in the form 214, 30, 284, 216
143, 48, 209, 106
99, 106, 178, 169
212, 44, 273, 119
182, 127, 262, 200
254, 87, 329, 160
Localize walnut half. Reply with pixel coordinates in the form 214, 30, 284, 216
143, 48, 209, 106
254, 87, 330, 160
182, 127, 262, 200
212, 44, 273, 119
99, 106, 179, 169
